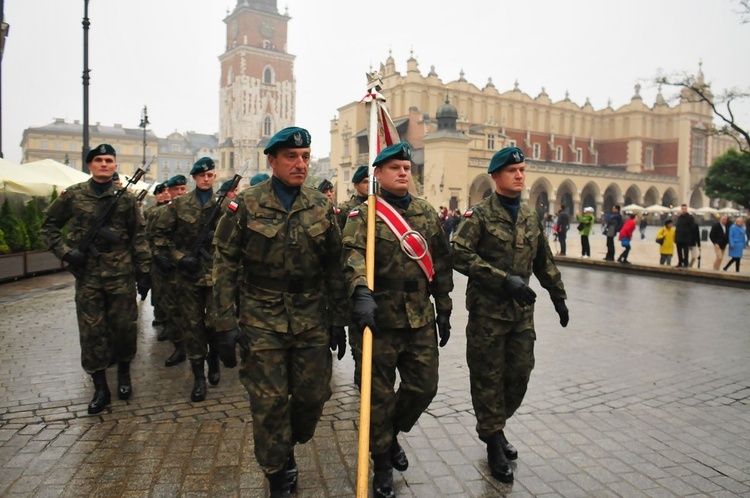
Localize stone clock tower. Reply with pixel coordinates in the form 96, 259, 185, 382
219, 0, 295, 179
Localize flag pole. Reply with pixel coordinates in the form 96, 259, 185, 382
356, 73, 381, 498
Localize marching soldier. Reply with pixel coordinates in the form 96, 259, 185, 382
41, 144, 151, 414
451, 146, 569, 483
342, 143, 453, 498
213, 127, 347, 498
336, 164, 369, 228
144, 182, 171, 337
152, 159, 223, 402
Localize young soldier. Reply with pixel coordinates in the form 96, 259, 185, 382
41, 144, 151, 414
342, 143, 453, 498
152, 159, 222, 402
213, 127, 347, 497
451, 146, 569, 483
144, 182, 171, 338
337, 164, 369, 229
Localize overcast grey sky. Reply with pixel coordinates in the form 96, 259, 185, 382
2, 0, 749, 165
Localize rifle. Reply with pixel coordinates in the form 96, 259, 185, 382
67, 157, 154, 278
136, 179, 156, 203
185, 162, 248, 270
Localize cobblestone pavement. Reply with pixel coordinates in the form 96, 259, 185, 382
0, 264, 749, 497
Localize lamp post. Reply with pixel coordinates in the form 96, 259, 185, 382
81, 0, 90, 173
139, 105, 149, 166
0, 0, 8, 159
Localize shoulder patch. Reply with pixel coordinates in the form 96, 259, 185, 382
464, 209, 473, 217
60, 189, 67, 196
333, 207, 341, 214
228, 200, 239, 212
349, 209, 360, 218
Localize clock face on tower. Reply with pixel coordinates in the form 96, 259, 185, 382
260, 20, 275, 38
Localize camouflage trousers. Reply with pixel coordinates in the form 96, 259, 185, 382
350, 323, 438, 455
239, 324, 332, 474
176, 277, 216, 360
163, 270, 184, 344
150, 262, 168, 323
466, 311, 536, 439
74, 275, 138, 373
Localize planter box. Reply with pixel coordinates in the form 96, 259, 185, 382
0, 250, 64, 282
0, 253, 25, 281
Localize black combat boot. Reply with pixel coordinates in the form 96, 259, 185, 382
390, 430, 408, 472
156, 326, 169, 342
165, 341, 186, 367
116, 362, 132, 400
206, 347, 221, 386
190, 359, 207, 402
266, 465, 291, 498
286, 448, 298, 492
498, 430, 518, 460
88, 369, 111, 415
372, 452, 396, 498
483, 433, 513, 483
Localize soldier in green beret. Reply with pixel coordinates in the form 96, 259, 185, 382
144, 182, 171, 336
337, 164, 369, 228
218, 179, 239, 200
249, 173, 270, 186
213, 127, 348, 497
342, 143, 454, 498
41, 144, 151, 414
451, 146, 569, 483
317, 178, 335, 202
152, 158, 223, 402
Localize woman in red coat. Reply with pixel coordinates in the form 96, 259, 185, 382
617, 213, 637, 264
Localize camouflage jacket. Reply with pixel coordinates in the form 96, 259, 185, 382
152, 189, 219, 286
144, 202, 168, 249
342, 197, 453, 329
337, 195, 367, 230
41, 179, 150, 278
451, 194, 567, 321
212, 181, 347, 333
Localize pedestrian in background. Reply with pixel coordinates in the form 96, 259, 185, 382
617, 213, 636, 264
638, 214, 648, 240
709, 215, 729, 270
674, 204, 696, 268
40, 144, 151, 414
656, 219, 676, 265
554, 206, 570, 256
451, 146, 568, 485
575, 206, 595, 258
723, 217, 746, 272
603, 205, 623, 261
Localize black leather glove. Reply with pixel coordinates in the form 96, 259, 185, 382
329, 326, 347, 360
218, 329, 249, 368
178, 255, 201, 276
553, 299, 569, 327
351, 286, 378, 334
63, 249, 86, 268
501, 274, 537, 307
136, 272, 151, 301
153, 253, 175, 273
436, 311, 451, 347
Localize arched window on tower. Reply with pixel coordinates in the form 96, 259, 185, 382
263, 116, 272, 137
263, 66, 274, 85
227, 67, 234, 86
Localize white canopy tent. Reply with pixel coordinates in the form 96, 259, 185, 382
622, 203, 645, 213
643, 204, 672, 214
0, 157, 59, 196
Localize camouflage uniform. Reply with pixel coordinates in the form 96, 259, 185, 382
41, 179, 150, 373
337, 195, 367, 229
213, 181, 346, 474
152, 190, 219, 361
342, 196, 453, 454
450, 194, 566, 439
144, 202, 169, 326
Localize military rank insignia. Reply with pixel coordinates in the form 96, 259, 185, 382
228, 200, 239, 212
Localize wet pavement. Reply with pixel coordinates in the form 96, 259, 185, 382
0, 246, 749, 497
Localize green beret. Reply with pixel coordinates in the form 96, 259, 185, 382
373, 142, 412, 167
488, 146, 524, 174
352, 165, 369, 184
218, 179, 234, 193
190, 157, 215, 176
153, 182, 166, 194
166, 175, 187, 187
318, 179, 334, 192
86, 143, 116, 163
263, 127, 311, 155
112, 172, 120, 181
249, 173, 270, 186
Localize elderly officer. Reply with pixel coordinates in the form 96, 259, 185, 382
342, 143, 453, 498
336, 164, 369, 228
41, 143, 151, 414
144, 182, 171, 337
213, 127, 347, 497
451, 146, 569, 483
155, 174, 190, 363
153, 158, 223, 402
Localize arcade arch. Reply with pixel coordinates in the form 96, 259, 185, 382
644, 187, 660, 206
528, 177, 554, 217
468, 174, 494, 207
556, 179, 577, 214
624, 185, 642, 205
662, 188, 678, 208
602, 184, 623, 212
580, 181, 600, 215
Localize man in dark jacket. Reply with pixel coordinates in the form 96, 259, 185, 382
674, 204, 696, 268
709, 215, 730, 270
555, 206, 570, 256
603, 205, 623, 261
